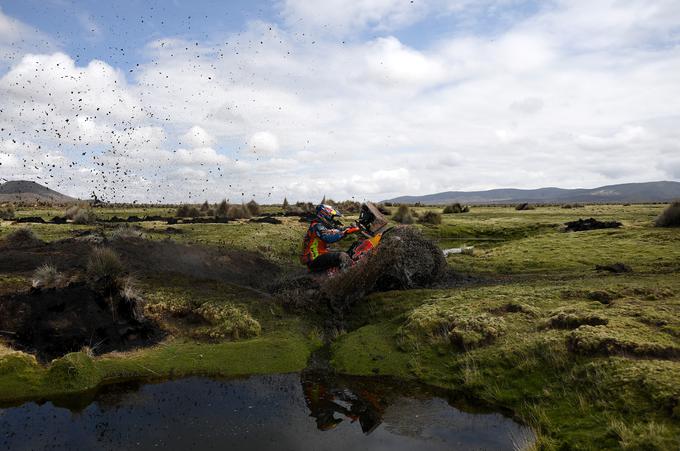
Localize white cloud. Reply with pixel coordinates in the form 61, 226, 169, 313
181, 126, 216, 148
1, 1, 679, 202
248, 131, 280, 155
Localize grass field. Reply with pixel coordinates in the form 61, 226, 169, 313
0, 203, 678, 449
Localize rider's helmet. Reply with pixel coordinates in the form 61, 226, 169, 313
315, 204, 341, 226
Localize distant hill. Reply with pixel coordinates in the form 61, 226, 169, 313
384, 181, 680, 205
0, 180, 76, 203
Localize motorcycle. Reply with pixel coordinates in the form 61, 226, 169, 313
323, 202, 391, 277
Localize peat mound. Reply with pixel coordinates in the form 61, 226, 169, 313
564, 217, 622, 232
0, 283, 160, 362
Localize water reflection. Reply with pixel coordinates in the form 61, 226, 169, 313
0, 373, 533, 450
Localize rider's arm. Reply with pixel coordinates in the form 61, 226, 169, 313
314, 223, 347, 243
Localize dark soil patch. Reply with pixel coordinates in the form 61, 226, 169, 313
564, 218, 622, 232
249, 216, 283, 224
0, 283, 161, 362
14, 216, 46, 224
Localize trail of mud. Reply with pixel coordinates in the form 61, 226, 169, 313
0, 235, 280, 289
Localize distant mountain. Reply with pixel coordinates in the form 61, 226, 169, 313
384, 181, 680, 205
0, 180, 76, 203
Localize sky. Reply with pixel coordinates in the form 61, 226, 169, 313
0, 0, 679, 203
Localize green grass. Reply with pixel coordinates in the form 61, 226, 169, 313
331, 274, 680, 449
1, 203, 679, 449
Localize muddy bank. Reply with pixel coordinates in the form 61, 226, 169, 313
0, 235, 280, 289
0, 283, 160, 362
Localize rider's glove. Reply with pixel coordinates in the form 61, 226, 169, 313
344, 226, 360, 235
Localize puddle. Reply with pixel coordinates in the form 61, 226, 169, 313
0, 372, 533, 450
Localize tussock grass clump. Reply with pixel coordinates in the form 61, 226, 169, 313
418, 210, 442, 225
443, 203, 469, 214
543, 307, 609, 329
246, 200, 260, 216
515, 202, 535, 211
3, 227, 42, 247
0, 203, 15, 220
392, 205, 414, 224
72, 208, 97, 224
568, 323, 680, 359
401, 304, 506, 350
86, 247, 125, 289
109, 225, 145, 240
655, 201, 680, 227
608, 419, 674, 450
194, 303, 261, 339
32, 263, 63, 289
227, 204, 252, 219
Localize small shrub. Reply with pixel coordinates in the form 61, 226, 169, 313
32, 263, 62, 289
227, 204, 252, 220
393, 205, 414, 224
561, 203, 584, 209
86, 247, 124, 288
176, 204, 191, 217
193, 303, 261, 339
72, 208, 97, 224
400, 304, 506, 350
515, 203, 535, 211
176, 204, 200, 217
215, 200, 230, 218
3, 227, 41, 247
0, 203, 15, 220
418, 210, 442, 225
655, 201, 680, 227
246, 200, 260, 216
109, 225, 144, 240
443, 203, 469, 214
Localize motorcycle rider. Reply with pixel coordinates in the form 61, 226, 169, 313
301, 204, 360, 272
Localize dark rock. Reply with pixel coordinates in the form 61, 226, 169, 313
595, 263, 632, 273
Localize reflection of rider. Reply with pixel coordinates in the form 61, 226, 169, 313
302, 373, 386, 434
300, 204, 359, 272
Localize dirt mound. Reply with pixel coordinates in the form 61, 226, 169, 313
0, 283, 159, 362
564, 217, 622, 232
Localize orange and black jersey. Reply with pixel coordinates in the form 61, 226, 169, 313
301, 220, 346, 265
